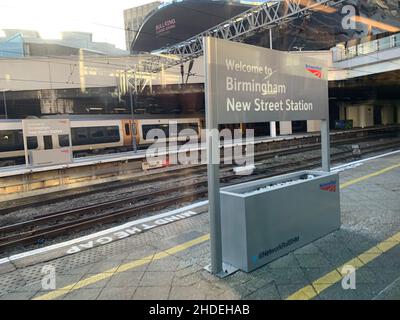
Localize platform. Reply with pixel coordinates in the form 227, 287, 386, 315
0, 151, 399, 300
1, 126, 397, 178
0, 134, 303, 178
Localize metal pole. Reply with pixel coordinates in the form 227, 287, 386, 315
129, 85, 137, 153
204, 37, 223, 276
269, 28, 273, 49
2, 91, 7, 119
207, 130, 223, 275
22, 120, 29, 168
321, 119, 331, 172
269, 29, 276, 138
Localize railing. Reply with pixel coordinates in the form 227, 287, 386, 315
332, 33, 400, 62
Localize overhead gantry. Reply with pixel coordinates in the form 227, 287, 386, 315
127, 0, 344, 85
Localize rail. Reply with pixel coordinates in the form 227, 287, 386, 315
332, 32, 400, 62
1, 134, 400, 251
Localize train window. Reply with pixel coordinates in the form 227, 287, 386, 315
125, 123, 130, 136
71, 128, 88, 146
141, 125, 153, 139
106, 127, 119, 137
76, 128, 88, 139
142, 124, 170, 139
71, 126, 120, 146
27, 136, 38, 150
178, 123, 199, 134
59, 135, 70, 147
43, 136, 53, 150
0, 130, 24, 152
90, 127, 105, 138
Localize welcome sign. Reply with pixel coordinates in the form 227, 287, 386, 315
205, 37, 329, 124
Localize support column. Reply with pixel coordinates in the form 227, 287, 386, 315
279, 121, 292, 135
346, 106, 360, 128
270, 122, 277, 138
359, 104, 374, 128
381, 105, 394, 125
307, 120, 321, 133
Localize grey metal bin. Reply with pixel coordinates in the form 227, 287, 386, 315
220, 171, 341, 272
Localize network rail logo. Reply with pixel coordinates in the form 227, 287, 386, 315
305, 64, 322, 79
319, 180, 337, 193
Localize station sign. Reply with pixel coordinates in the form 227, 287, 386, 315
22, 119, 72, 167
204, 37, 332, 277
205, 37, 329, 124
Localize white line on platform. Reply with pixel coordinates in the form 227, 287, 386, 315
0, 201, 208, 266
0, 149, 399, 267
332, 149, 400, 171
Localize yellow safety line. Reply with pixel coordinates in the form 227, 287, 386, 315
340, 163, 400, 189
286, 232, 400, 300
34, 234, 210, 300
35, 162, 400, 301
287, 162, 400, 300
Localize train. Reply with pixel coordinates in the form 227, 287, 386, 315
0, 116, 203, 167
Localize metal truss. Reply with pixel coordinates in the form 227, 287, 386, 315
128, 0, 343, 88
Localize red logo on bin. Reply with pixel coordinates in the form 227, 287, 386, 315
320, 181, 337, 192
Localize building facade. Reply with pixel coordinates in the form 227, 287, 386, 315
123, 1, 161, 52
0, 29, 129, 57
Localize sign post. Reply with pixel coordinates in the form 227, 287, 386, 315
203, 37, 331, 276
204, 37, 224, 276
321, 119, 331, 172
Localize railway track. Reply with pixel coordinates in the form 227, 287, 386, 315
0, 128, 397, 214
0, 137, 399, 252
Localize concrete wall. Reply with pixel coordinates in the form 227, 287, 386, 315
0, 55, 205, 92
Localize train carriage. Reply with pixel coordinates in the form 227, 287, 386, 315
0, 117, 202, 167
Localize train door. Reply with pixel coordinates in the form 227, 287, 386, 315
122, 120, 133, 148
